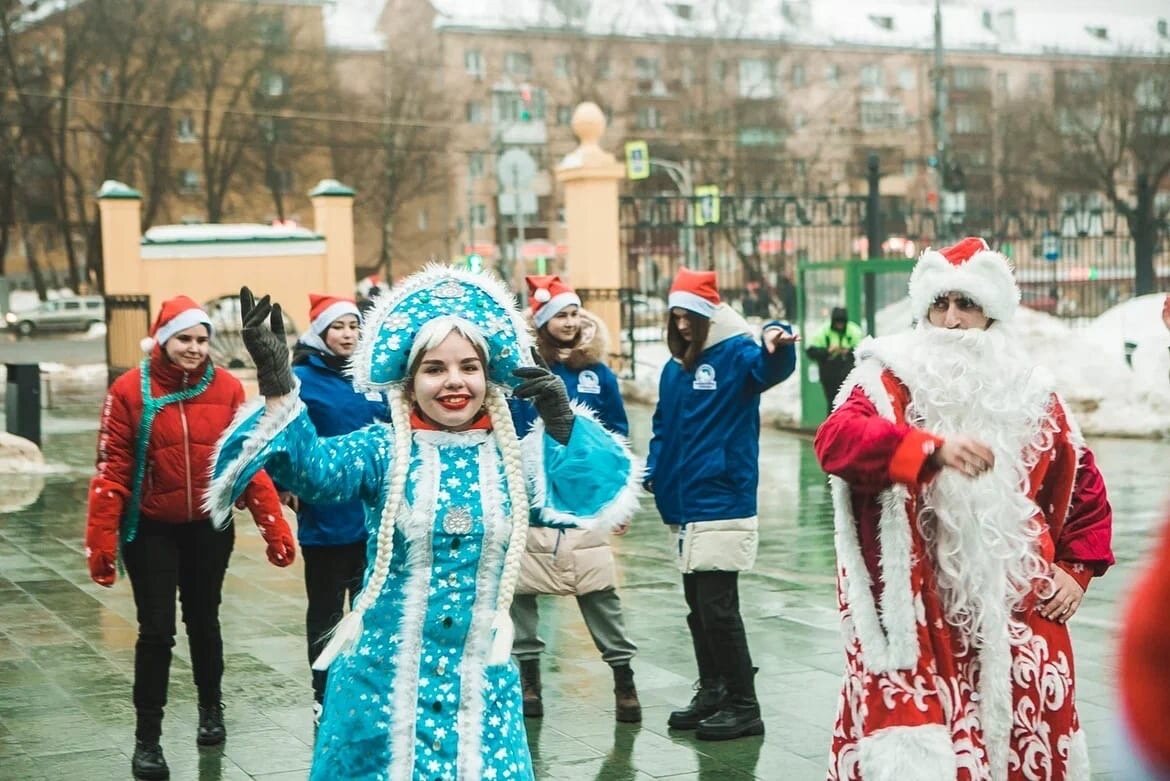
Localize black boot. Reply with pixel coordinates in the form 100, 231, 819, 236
197, 703, 226, 746
667, 679, 726, 730
696, 664, 764, 740
131, 740, 170, 780
518, 659, 543, 718
612, 664, 642, 723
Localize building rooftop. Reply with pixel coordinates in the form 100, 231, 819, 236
324, 0, 1169, 58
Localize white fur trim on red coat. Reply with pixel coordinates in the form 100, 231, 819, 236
857, 724, 958, 781
908, 247, 1020, 322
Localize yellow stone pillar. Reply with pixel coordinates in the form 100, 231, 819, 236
309, 179, 357, 296
555, 103, 626, 367
97, 181, 150, 384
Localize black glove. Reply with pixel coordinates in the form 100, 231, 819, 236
240, 286, 294, 397
512, 347, 574, 445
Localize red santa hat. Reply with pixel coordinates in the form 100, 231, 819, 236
300, 293, 360, 354
668, 268, 720, 318
908, 236, 1020, 322
526, 275, 581, 328
142, 295, 212, 352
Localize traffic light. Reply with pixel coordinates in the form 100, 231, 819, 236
519, 85, 532, 122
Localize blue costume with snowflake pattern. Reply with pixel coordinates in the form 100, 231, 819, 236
208, 397, 637, 780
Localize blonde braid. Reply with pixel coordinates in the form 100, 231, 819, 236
311, 388, 412, 670
356, 388, 413, 614
486, 388, 530, 623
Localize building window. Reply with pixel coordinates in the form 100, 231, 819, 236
824, 64, 840, 85
903, 159, 918, 178
711, 60, 726, 82
635, 57, 659, 80
635, 105, 662, 129
860, 99, 903, 130
1027, 73, 1044, 96
680, 62, 694, 87
178, 169, 201, 194
261, 72, 288, 97
493, 87, 545, 123
474, 204, 487, 226
466, 101, 484, 124
860, 64, 883, 88
469, 152, 485, 178
736, 127, 783, 146
504, 52, 532, 78
952, 67, 990, 91
954, 105, 988, 134
898, 67, 916, 90
176, 114, 197, 142
465, 49, 484, 78
596, 57, 611, 79
554, 55, 570, 78
556, 105, 573, 126
738, 58, 776, 99
791, 63, 806, 88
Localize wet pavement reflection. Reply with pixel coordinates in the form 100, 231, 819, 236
0, 395, 1164, 779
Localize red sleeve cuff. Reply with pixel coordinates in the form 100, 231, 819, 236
889, 430, 944, 486
1056, 561, 1095, 592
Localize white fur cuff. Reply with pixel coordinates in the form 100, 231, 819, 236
858, 724, 957, 781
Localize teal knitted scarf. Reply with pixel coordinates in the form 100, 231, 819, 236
121, 357, 215, 549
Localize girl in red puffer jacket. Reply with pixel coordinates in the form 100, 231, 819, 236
84, 295, 295, 781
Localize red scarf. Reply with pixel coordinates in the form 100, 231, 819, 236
409, 407, 492, 432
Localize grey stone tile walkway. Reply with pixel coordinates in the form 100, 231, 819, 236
1, 395, 1165, 780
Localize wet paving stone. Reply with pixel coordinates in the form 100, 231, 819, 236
0, 402, 1165, 779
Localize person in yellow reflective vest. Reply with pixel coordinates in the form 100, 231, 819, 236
805, 307, 864, 406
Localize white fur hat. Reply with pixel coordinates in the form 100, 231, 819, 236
908, 236, 1020, 321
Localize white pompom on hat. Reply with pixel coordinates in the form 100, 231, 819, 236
142, 295, 212, 352
526, 275, 581, 328
908, 236, 1020, 322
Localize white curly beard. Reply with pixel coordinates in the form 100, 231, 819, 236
895, 323, 1056, 651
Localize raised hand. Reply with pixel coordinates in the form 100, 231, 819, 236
512, 347, 574, 445
764, 324, 800, 354
240, 286, 293, 397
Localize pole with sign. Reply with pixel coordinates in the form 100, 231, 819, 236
693, 185, 720, 226
624, 141, 650, 180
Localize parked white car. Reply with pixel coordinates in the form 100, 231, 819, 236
6, 296, 105, 335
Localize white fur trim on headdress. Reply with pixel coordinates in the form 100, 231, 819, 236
908, 247, 1020, 322
668, 290, 717, 318
155, 307, 212, 347
533, 291, 581, 328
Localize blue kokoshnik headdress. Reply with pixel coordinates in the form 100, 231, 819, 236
349, 265, 534, 392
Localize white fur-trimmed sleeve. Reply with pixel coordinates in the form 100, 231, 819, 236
521, 401, 643, 532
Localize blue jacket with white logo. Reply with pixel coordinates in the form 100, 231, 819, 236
291, 350, 388, 546
510, 310, 629, 438
646, 305, 796, 526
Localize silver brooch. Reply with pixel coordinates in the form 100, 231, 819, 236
443, 506, 473, 535
431, 281, 465, 299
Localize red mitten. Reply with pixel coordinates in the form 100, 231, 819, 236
254, 510, 296, 567
86, 479, 124, 587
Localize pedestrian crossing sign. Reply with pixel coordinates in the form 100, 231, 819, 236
694, 185, 720, 226
625, 141, 650, 180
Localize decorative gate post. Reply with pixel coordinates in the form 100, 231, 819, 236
555, 103, 627, 369
97, 181, 151, 385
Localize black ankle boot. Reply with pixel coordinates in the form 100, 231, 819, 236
612, 664, 642, 723
695, 697, 765, 741
131, 740, 170, 780
197, 703, 226, 746
667, 680, 726, 730
518, 659, 543, 718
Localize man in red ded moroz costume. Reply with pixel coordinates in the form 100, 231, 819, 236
814, 237, 1114, 781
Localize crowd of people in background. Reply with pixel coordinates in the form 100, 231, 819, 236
84, 251, 1170, 781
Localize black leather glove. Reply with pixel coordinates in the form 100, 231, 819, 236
512, 347, 574, 445
240, 286, 294, 397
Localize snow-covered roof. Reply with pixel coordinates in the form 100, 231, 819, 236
142, 224, 322, 244
323, 0, 387, 50
421, 0, 1169, 58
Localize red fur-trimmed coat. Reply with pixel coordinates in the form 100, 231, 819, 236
814, 365, 1113, 781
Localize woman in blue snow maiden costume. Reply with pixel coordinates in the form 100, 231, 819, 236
206, 266, 641, 781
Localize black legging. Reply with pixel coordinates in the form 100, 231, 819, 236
124, 518, 234, 742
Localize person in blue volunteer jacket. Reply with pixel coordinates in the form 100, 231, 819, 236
509, 275, 640, 723
647, 268, 799, 741
289, 293, 387, 724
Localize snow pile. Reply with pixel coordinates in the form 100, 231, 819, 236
0, 432, 47, 513
623, 296, 1170, 439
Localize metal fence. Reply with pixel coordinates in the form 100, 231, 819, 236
620, 189, 1170, 326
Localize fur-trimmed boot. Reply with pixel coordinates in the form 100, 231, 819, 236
612, 664, 642, 723
519, 658, 543, 718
